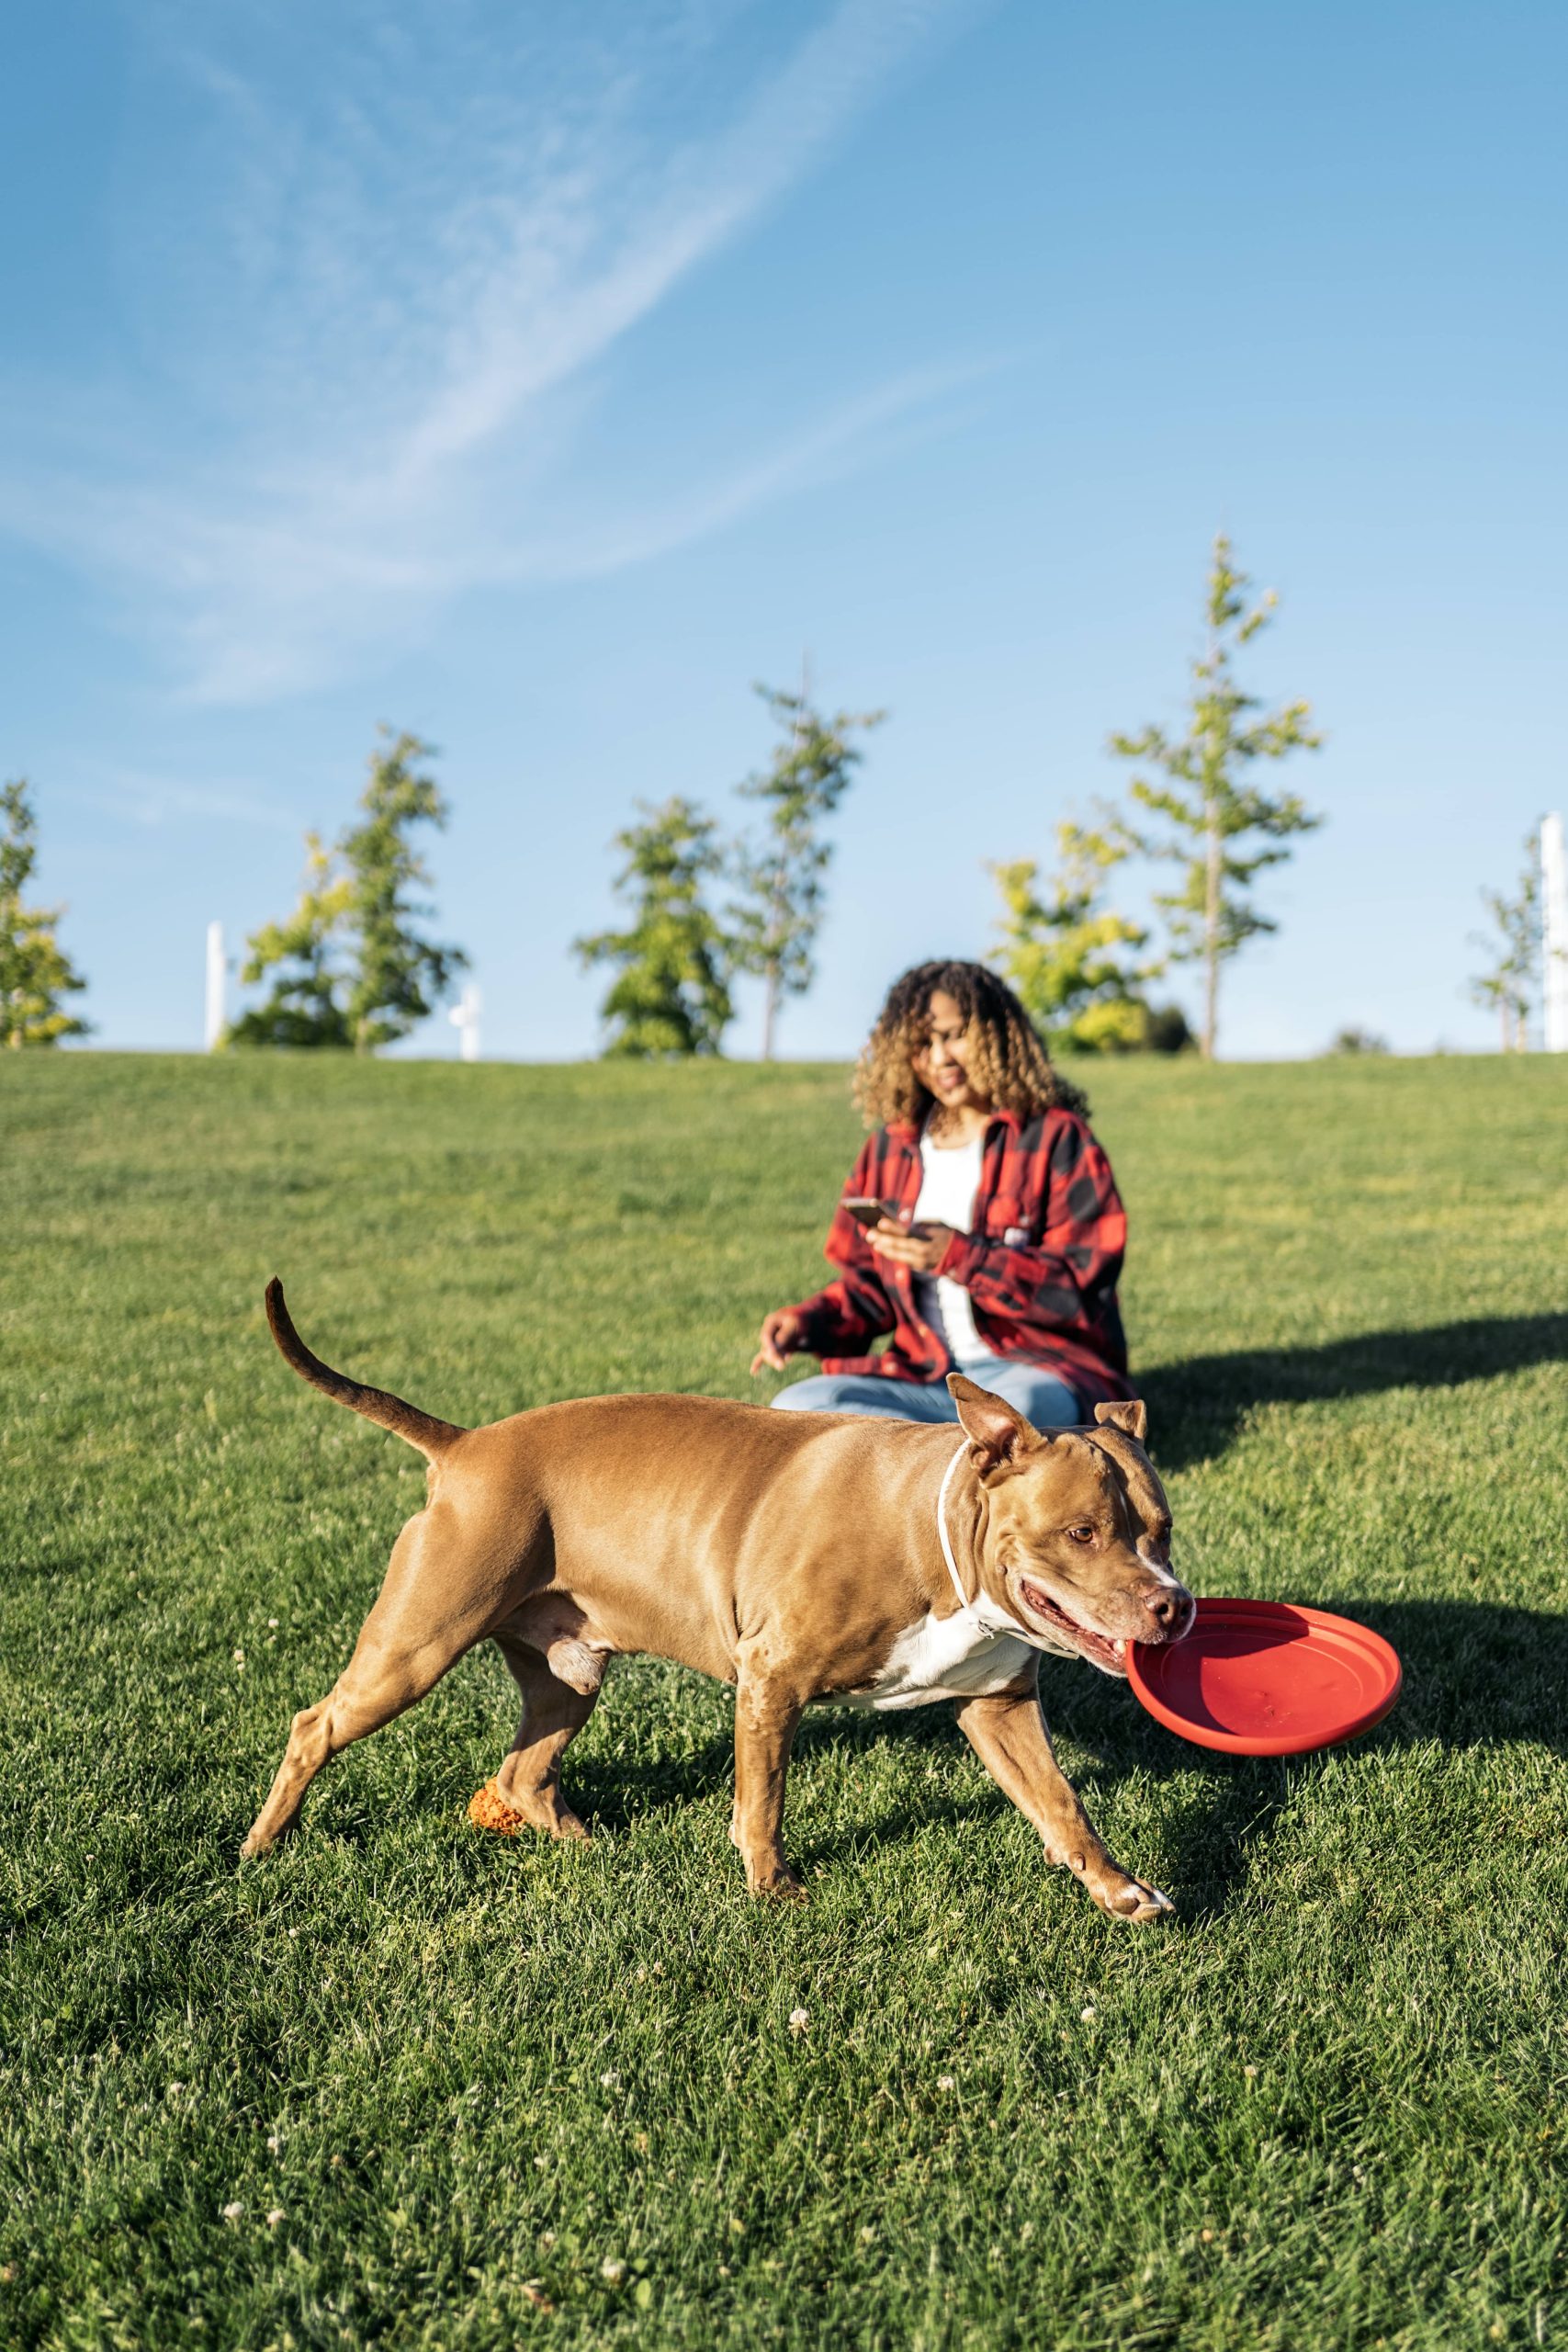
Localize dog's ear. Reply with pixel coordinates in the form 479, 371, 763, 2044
948, 1375, 1041, 1474
1094, 1397, 1149, 1444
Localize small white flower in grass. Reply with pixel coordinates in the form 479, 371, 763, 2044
788, 2007, 809, 2035
936, 2075, 956, 2093
599, 2068, 620, 2090
220, 2202, 243, 2224
265, 2209, 285, 2230
601, 2257, 626, 2285
1080, 2006, 1097, 2023
267, 1618, 279, 1628
166, 2082, 185, 2098
1243, 2064, 1258, 2080
266, 2134, 281, 2154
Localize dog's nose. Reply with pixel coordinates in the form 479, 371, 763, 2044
1141, 1586, 1187, 1636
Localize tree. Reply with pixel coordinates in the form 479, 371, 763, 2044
576, 797, 733, 1057
339, 729, 466, 1055
1468, 830, 1540, 1052
988, 818, 1156, 1052
0, 779, 90, 1048
1326, 1024, 1391, 1056
230, 832, 354, 1049
232, 728, 465, 1053
1111, 535, 1323, 1059
728, 680, 883, 1059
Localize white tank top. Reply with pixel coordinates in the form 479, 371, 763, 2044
910, 1125, 989, 1367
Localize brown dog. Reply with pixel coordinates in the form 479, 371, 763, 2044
243, 1283, 1194, 1921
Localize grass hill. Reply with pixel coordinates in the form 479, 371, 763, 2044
3, 1050, 1564, 2349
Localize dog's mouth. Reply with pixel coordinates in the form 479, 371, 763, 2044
1014, 1576, 1129, 1677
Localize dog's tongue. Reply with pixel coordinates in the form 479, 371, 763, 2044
1019, 1577, 1122, 1665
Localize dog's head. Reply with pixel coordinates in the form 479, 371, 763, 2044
952, 1375, 1193, 1677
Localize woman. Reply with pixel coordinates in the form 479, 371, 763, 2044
751, 960, 1133, 1426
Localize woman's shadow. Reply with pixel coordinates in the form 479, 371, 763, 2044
1138, 1309, 1567, 1471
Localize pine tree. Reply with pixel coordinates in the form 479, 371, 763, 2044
988, 819, 1156, 1051
0, 779, 90, 1048
576, 797, 733, 1057
1111, 536, 1323, 1058
1468, 830, 1541, 1052
229, 833, 355, 1049
339, 729, 466, 1055
728, 681, 882, 1058
232, 728, 464, 1052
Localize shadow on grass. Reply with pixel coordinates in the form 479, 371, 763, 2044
564, 1597, 1568, 1913
1138, 1311, 1568, 1470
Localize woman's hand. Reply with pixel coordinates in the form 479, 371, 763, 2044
750, 1308, 808, 1375
867, 1219, 958, 1274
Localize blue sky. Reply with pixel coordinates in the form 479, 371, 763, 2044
5, 0, 1565, 1059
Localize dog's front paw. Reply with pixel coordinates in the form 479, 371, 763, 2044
747, 1860, 808, 1902
1090, 1865, 1175, 1924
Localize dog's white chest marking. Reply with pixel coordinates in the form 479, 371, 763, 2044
840, 1605, 1036, 1712
835, 1439, 1037, 1710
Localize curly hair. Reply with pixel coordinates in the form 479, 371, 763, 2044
852, 959, 1089, 1130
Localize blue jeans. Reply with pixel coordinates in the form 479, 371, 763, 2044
771, 1351, 1082, 1428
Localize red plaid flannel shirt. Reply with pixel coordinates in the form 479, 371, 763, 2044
790, 1106, 1133, 1408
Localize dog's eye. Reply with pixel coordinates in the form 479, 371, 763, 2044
1066, 1524, 1095, 1545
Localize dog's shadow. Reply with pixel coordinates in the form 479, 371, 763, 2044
565, 1597, 1568, 1916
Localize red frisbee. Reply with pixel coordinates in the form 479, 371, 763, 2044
1126, 1599, 1402, 1757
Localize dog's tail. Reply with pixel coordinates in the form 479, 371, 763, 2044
265, 1279, 467, 1460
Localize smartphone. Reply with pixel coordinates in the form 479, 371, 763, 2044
842, 1195, 906, 1230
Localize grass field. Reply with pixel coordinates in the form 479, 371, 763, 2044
3, 1049, 1565, 2352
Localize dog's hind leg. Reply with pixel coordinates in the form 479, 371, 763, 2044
476, 1634, 603, 1840
241, 1501, 498, 1859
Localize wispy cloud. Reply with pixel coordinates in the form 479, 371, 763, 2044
61, 771, 302, 833
2, 0, 991, 703
511, 358, 1002, 584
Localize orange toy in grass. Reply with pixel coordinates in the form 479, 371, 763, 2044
468, 1778, 526, 1834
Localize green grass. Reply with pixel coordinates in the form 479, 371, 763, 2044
2, 1048, 1565, 2352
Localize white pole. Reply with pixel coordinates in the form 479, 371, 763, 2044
1543, 813, 1568, 1053
448, 982, 481, 1062
204, 921, 226, 1051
